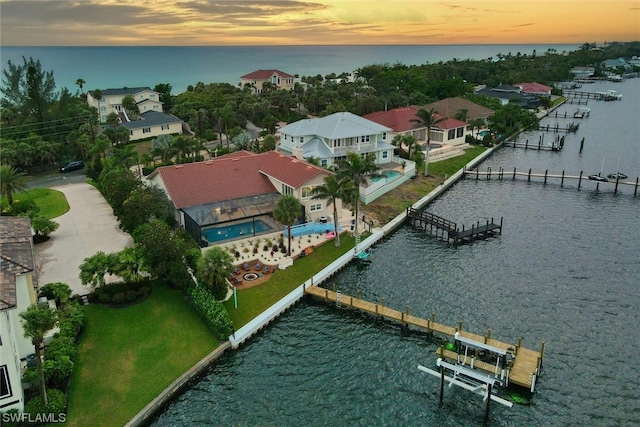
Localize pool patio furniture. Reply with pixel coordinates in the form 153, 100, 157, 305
263, 265, 272, 274
242, 262, 250, 270
254, 261, 263, 270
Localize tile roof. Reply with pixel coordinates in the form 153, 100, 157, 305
418, 97, 494, 120
120, 111, 184, 129
279, 112, 391, 139
241, 69, 295, 79
150, 151, 328, 209
514, 82, 552, 94
363, 107, 424, 132
433, 116, 468, 130
0, 217, 35, 310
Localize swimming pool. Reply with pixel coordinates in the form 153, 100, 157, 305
202, 220, 273, 243
372, 170, 402, 183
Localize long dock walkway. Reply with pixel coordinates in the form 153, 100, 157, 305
304, 286, 543, 390
406, 207, 503, 245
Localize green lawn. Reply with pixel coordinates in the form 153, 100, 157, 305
224, 235, 357, 327
1, 188, 69, 218
66, 282, 218, 427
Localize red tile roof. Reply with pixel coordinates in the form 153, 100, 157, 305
240, 69, 295, 80
514, 82, 552, 94
363, 107, 423, 132
433, 116, 468, 130
150, 151, 328, 209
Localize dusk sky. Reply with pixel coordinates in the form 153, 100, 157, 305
1, 0, 638, 46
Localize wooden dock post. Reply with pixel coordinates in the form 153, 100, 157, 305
484, 383, 492, 426
439, 353, 445, 407
324, 289, 329, 301
515, 336, 522, 355
540, 341, 546, 360
513, 167, 516, 180
485, 328, 492, 344
528, 168, 532, 182
561, 170, 565, 187
580, 137, 585, 152
457, 320, 463, 332
578, 171, 583, 189
635, 178, 639, 197
614, 176, 619, 194
544, 169, 548, 185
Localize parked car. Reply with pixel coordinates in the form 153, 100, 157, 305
59, 161, 84, 173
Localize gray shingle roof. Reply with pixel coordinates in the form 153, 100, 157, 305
120, 111, 183, 130
0, 217, 36, 310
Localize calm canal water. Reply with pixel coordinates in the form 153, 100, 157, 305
152, 79, 639, 426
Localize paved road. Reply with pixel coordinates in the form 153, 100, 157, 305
34, 180, 133, 296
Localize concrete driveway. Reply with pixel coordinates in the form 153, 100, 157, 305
35, 183, 133, 296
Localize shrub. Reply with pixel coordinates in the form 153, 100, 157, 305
0, 409, 20, 427
56, 301, 85, 338
47, 336, 76, 361
186, 285, 233, 340
24, 389, 66, 419
38, 283, 72, 306
92, 281, 151, 306
44, 356, 73, 389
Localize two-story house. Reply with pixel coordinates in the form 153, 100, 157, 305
87, 87, 163, 123
278, 112, 395, 169
240, 70, 296, 94
0, 217, 38, 413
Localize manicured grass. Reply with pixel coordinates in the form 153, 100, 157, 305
2, 188, 70, 218
362, 146, 487, 225
66, 282, 218, 427
224, 235, 357, 327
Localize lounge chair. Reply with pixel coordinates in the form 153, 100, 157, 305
242, 262, 250, 270
263, 265, 271, 274
254, 262, 263, 270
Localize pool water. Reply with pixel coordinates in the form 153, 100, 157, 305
372, 170, 402, 183
202, 220, 272, 243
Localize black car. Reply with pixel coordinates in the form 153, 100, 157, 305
59, 161, 84, 173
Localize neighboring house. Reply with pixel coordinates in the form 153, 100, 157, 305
475, 84, 540, 109
364, 107, 428, 142
278, 112, 395, 169
240, 70, 296, 94
87, 87, 163, 123
0, 217, 38, 413
513, 82, 553, 97
601, 58, 632, 71
119, 110, 185, 141
420, 97, 494, 122
570, 66, 595, 79
147, 151, 336, 244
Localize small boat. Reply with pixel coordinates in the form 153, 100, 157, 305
588, 174, 608, 182
606, 172, 628, 180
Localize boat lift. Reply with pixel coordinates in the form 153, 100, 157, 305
418, 334, 514, 425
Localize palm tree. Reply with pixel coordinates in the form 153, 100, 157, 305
337, 152, 379, 246
411, 107, 446, 176
75, 78, 86, 93
273, 194, 302, 256
196, 246, 234, 300
312, 175, 354, 247
0, 164, 29, 206
20, 303, 58, 406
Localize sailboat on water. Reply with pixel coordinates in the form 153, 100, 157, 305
588, 158, 608, 182
606, 159, 628, 180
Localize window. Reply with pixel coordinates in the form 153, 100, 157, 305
382, 132, 387, 140
360, 135, 370, 143
299, 136, 304, 143
309, 203, 322, 212
301, 186, 315, 198
321, 159, 328, 168
0, 365, 12, 399
281, 183, 293, 195
382, 151, 388, 159
456, 127, 464, 138
448, 129, 456, 140
161, 124, 170, 130
100, 106, 106, 112
129, 130, 133, 136
143, 127, 151, 134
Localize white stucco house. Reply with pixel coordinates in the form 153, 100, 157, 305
0, 217, 38, 413
87, 87, 163, 123
119, 110, 185, 141
278, 112, 396, 169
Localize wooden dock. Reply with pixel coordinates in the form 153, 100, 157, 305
304, 286, 543, 390
406, 208, 503, 245
464, 167, 640, 196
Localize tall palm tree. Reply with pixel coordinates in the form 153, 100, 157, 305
312, 175, 354, 247
76, 78, 86, 94
273, 194, 302, 256
411, 108, 446, 176
0, 164, 29, 206
20, 303, 58, 406
337, 152, 379, 246
196, 246, 234, 300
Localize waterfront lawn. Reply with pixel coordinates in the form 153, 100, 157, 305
1, 188, 69, 218
224, 234, 357, 327
66, 281, 218, 427
362, 146, 486, 225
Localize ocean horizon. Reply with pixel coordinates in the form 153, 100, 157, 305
1, 44, 580, 95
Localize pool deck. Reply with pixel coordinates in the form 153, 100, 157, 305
210, 208, 359, 268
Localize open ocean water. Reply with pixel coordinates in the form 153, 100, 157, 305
148, 79, 639, 426
0, 44, 579, 94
